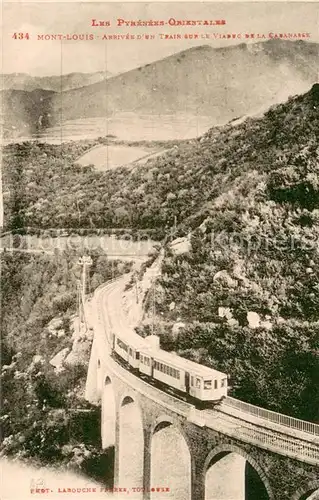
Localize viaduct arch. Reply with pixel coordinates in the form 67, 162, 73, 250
150, 416, 192, 500
292, 482, 319, 500
118, 394, 144, 497
203, 444, 273, 500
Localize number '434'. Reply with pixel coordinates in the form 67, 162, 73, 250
12, 33, 30, 39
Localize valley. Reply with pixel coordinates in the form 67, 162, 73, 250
1, 37, 319, 496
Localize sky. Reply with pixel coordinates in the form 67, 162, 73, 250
2, 2, 319, 76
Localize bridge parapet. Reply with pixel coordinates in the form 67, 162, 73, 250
204, 409, 319, 466
223, 396, 319, 438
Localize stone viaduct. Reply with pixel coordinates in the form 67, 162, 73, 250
85, 279, 319, 500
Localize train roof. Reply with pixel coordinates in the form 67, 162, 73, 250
114, 331, 151, 351
141, 346, 227, 379
115, 331, 227, 379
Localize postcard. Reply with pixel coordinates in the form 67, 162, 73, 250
1, 2, 319, 500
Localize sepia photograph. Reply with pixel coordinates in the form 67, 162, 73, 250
1, 1, 319, 499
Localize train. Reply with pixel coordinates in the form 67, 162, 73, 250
111, 331, 228, 407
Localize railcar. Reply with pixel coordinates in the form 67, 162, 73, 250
112, 332, 228, 403
140, 347, 227, 402
113, 332, 147, 370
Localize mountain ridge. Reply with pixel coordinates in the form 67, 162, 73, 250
2, 70, 112, 92
2, 39, 318, 139
52, 39, 318, 121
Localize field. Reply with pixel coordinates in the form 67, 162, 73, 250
76, 144, 150, 171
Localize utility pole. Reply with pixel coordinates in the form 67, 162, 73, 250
77, 279, 82, 323
151, 281, 156, 335
135, 272, 139, 304
173, 215, 177, 238
77, 255, 93, 328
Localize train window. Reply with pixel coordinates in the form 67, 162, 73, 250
160, 363, 163, 372
221, 378, 227, 387
196, 378, 201, 389
177, 371, 180, 380
191, 376, 194, 386
141, 356, 144, 363
169, 367, 172, 376
214, 380, 218, 389
117, 339, 128, 352
129, 348, 133, 356
145, 357, 149, 366
204, 380, 212, 390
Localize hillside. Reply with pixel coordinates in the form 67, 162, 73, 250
2, 71, 112, 92
4, 85, 318, 236
50, 39, 319, 122
2, 40, 318, 138
141, 84, 319, 420
1, 88, 56, 138
3, 84, 319, 420
1, 72, 111, 137
1, 248, 129, 478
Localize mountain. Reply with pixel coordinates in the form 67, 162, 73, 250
2, 40, 318, 138
3, 84, 319, 234
1, 88, 56, 138
50, 39, 319, 122
2, 71, 112, 92
1, 72, 112, 136
4, 84, 319, 419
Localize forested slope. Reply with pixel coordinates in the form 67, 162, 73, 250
3, 84, 319, 421
1, 249, 130, 479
